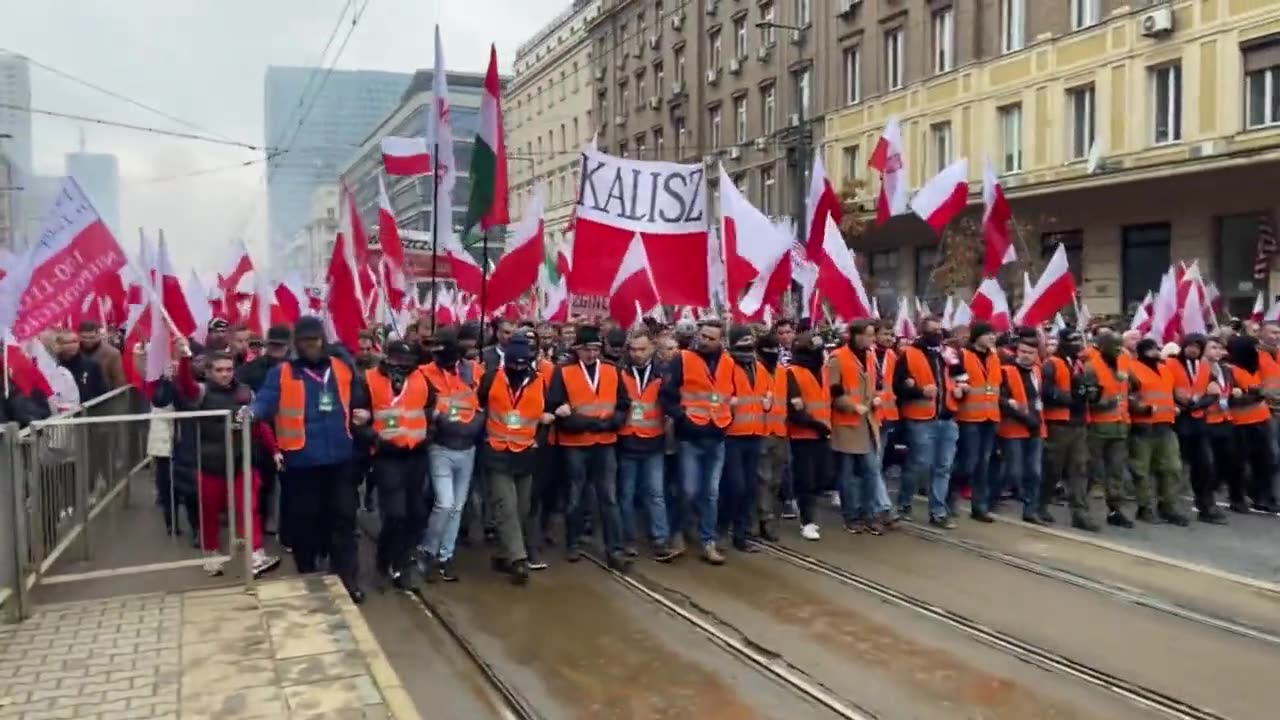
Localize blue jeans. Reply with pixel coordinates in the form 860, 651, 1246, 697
957, 421, 999, 514
676, 438, 725, 545
617, 452, 669, 544
902, 419, 959, 518
1001, 437, 1043, 518
722, 436, 762, 541
421, 445, 476, 562
836, 451, 890, 521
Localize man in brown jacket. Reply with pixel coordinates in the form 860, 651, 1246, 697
78, 320, 126, 392
828, 321, 890, 534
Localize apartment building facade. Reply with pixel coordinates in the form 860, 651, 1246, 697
508, 0, 602, 252
824, 0, 1280, 318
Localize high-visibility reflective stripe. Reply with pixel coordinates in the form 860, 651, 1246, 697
574, 401, 612, 415
731, 412, 766, 424
378, 427, 427, 441
277, 409, 304, 418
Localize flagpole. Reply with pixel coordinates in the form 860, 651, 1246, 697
479, 228, 490, 335
428, 145, 440, 335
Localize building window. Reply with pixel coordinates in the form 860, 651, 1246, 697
794, 67, 812, 121
869, 250, 899, 308
1216, 214, 1271, 315
734, 18, 747, 59
637, 11, 646, 55
1122, 223, 1172, 312
733, 172, 749, 201
932, 8, 954, 74
1067, 85, 1095, 161
573, 117, 580, 146
915, 246, 941, 304
637, 75, 647, 107
841, 145, 860, 183
1070, 0, 1099, 30
654, 127, 664, 158
842, 46, 861, 105
1244, 39, 1280, 129
734, 96, 747, 143
762, 83, 776, 134
796, 0, 811, 26
930, 122, 952, 172
885, 28, 905, 91
999, 104, 1023, 173
573, 61, 580, 91
619, 83, 630, 117
761, 164, 776, 216
619, 140, 629, 158
1002, 0, 1025, 53
675, 47, 686, 85
636, 134, 648, 158
560, 123, 567, 151
710, 106, 722, 148
1151, 64, 1183, 145
654, 61, 665, 94
560, 70, 567, 99
760, 3, 775, 45
709, 29, 722, 70
675, 117, 687, 157
1041, 230, 1084, 287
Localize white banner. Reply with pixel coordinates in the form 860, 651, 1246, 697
574, 150, 707, 235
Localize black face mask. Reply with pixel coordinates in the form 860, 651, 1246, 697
505, 362, 531, 383
922, 331, 944, 348
434, 347, 460, 367
758, 348, 780, 364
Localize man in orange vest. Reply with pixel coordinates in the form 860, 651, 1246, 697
1128, 339, 1190, 525
1226, 334, 1280, 512
722, 326, 772, 553
659, 319, 736, 563
1257, 322, 1280, 506
546, 325, 632, 570
1166, 334, 1227, 523
953, 322, 1003, 523
829, 321, 888, 534
617, 330, 678, 562
245, 316, 371, 603
756, 331, 788, 541
476, 334, 553, 585
1040, 328, 1095, 529
785, 332, 831, 540
364, 341, 434, 590
892, 316, 961, 528
1183, 336, 1235, 521
997, 334, 1047, 523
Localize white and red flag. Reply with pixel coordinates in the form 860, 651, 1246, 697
970, 277, 1012, 332
376, 175, 409, 310
155, 234, 197, 337
1016, 243, 1077, 328
719, 166, 790, 317
1251, 290, 1266, 323
325, 232, 366, 352
483, 185, 545, 314
910, 159, 969, 234
868, 117, 909, 225
981, 160, 1015, 276
813, 214, 873, 321
380, 136, 432, 176
607, 233, 661, 329
802, 150, 843, 264
892, 299, 917, 340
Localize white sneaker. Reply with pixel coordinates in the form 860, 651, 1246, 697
828, 491, 841, 508
252, 550, 280, 576
202, 552, 225, 577
801, 523, 821, 541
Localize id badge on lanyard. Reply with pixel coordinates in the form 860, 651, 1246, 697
306, 367, 335, 413
631, 366, 650, 421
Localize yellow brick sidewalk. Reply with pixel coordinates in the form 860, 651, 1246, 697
0, 576, 420, 720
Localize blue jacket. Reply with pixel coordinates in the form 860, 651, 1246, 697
250, 356, 370, 470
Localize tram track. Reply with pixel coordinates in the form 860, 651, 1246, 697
894, 520, 1280, 648
753, 538, 1231, 720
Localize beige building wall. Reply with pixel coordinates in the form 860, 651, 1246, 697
826, 0, 1280, 319
508, 0, 603, 251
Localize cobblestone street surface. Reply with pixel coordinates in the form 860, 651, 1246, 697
0, 576, 419, 720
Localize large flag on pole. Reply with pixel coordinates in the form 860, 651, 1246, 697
429, 25, 456, 254
464, 44, 509, 236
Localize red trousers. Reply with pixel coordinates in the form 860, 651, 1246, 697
198, 470, 263, 552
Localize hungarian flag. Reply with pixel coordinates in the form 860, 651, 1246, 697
464, 44, 509, 236
539, 239, 570, 323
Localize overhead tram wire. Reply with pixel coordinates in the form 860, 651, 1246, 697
0, 103, 268, 151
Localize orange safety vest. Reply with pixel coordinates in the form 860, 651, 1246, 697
898, 346, 956, 421
1259, 349, 1280, 407
1041, 356, 1072, 423
997, 364, 1047, 439
830, 346, 872, 428
678, 350, 735, 429
275, 359, 353, 452
1228, 365, 1271, 426
1165, 357, 1211, 420
1129, 360, 1176, 425
1085, 353, 1129, 424
873, 348, 899, 422
766, 364, 788, 437
619, 366, 664, 439
538, 358, 559, 445
485, 371, 545, 452
558, 362, 619, 446
1199, 364, 1232, 426
727, 361, 771, 437
365, 368, 429, 449
786, 365, 831, 439
955, 348, 1002, 423
419, 362, 479, 426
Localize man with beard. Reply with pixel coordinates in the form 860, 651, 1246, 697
1084, 332, 1136, 528
237, 325, 292, 392
1127, 339, 1190, 525
1226, 334, 1279, 512
1040, 328, 1094, 529
829, 321, 889, 535
245, 316, 371, 602
893, 317, 960, 528
363, 341, 433, 589
54, 328, 108, 402
76, 321, 125, 393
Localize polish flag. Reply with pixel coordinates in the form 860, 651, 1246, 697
941, 295, 956, 329
803, 151, 843, 263
1265, 298, 1280, 323
1075, 299, 1093, 333
1181, 286, 1207, 337
217, 239, 254, 324
1148, 268, 1179, 342
791, 243, 819, 320
483, 185, 546, 313
1022, 272, 1035, 307
1016, 244, 1078, 328
719, 166, 791, 316
444, 235, 485, 295
1251, 290, 1265, 323
910, 159, 970, 234
94, 270, 128, 327
20, 336, 60, 402
126, 232, 153, 306
273, 280, 304, 326
155, 235, 197, 337
342, 182, 378, 303
868, 117, 909, 225
814, 214, 873, 320
376, 175, 408, 310
142, 264, 171, 398
607, 233, 660, 329
325, 232, 366, 352
893, 299, 917, 340
380, 136, 432, 176
970, 277, 1012, 332
184, 269, 213, 344
1130, 291, 1153, 334
981, 160, 1015, 276
3, 336, 53, 398
1202, 281, 1221, 328
951, 298, 972, 328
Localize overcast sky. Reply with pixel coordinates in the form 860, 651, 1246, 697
2, 0, 561, 274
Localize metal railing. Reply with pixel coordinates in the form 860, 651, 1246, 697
0, 386, 258, 621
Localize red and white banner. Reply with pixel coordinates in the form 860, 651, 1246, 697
0, 177, 127, 341
568, 149, 710, 307
381, 136, 432, 176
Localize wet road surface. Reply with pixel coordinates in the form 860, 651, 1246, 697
776, 516, 1280, 719
635, 543, 1165, 720
422, 551, 835, 720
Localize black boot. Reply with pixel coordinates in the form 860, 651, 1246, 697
1106, 510, 1134, 528
757, 521, 779, 542
510, 559, 530, 586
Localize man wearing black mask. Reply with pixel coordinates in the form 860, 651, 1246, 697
1128, 339, 1190, 525
1041, 328, 1094, 529
1084, 332, 1135, 528
755, 332, 787, 541
785, 332, 831, 541
722, 326, 771, 553
477, 334, 553, 585
893, 317, 961, 528
1226, 335, 1279, 513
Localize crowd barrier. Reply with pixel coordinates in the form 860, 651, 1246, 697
0, 386, 258, 622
